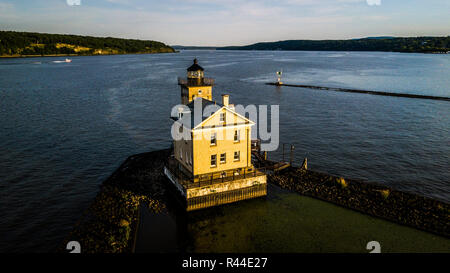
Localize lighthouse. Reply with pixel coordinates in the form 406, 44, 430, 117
178, 59, 214, 104
166, 59, 267, 211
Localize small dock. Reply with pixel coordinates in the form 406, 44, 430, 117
252, 140, 292, 172
266, 82, 450, 102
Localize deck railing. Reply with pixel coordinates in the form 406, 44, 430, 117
251, 139, 261, 152
166, 157, 266, 189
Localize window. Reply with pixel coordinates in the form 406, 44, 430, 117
211, 132, 217, 146
234, 130, 240, 142
234, 151, 240, 161
211, 154, 217, 167
220, 153, 226, 164
220, 112, 225, 123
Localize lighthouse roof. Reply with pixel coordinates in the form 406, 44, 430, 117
187, 58, 204, 71
171, 98, 220, 129
171, 97, 254, 130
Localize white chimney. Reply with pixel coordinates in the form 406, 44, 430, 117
222, 94, 229, 107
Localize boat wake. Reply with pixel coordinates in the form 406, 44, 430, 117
52, 58, 72, 63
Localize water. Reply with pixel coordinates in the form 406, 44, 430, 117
0, 50, 449, 252
135, 184, 449, 253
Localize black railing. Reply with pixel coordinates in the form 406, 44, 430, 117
251, 139, 261, 152
166, 158, 266, 189
166, 157, 193, 188
178, 77, 215, 86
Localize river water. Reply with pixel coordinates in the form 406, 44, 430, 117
0, 50, 449, 252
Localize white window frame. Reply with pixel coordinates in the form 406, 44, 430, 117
234, 129, 240, 142
234, 151, 240, 161
210, 132, 217, 146
211, 154, 217, 167
220, 153, 226, 164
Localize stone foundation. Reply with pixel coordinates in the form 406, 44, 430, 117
187, 183, 267, 211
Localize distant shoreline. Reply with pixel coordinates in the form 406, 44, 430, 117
176, 48, 449, 54
218, 37, 450, 54
172, 36, 450, 54
219, 50, 449, 54
2, 50, 446, 57
4, 51, 447, 58
0, 31, 176, 58
0, 51, 177, 59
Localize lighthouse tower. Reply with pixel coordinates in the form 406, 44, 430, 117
178, 59, 214, 104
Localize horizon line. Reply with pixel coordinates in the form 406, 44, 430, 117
2, 29, 449, 48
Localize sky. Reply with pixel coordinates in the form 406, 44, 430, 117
0, 0, 449, 46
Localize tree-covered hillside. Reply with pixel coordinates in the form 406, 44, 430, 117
220, 37, 450, 53
0, 31, 175, 57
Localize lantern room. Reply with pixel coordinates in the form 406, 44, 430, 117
178, 59, 214, 104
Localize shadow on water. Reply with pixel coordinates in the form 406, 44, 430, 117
135, 183, 450, 253
134, 180, 188, 253
134, 184, 282, 253
135, 206, 179, 252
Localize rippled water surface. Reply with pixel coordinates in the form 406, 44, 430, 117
0, 50, 449, 252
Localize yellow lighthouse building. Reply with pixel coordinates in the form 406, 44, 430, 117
165, 59, 267, 211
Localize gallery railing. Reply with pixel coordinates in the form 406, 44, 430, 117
177, 77, 215, 86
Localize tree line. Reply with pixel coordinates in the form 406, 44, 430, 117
0, 31, 175, 56
220, 37, 450, 53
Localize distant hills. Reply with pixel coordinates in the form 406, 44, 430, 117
0, 31, 175, 57
219, 37, 449, 53
174, 37, 449, 53
2, 32, 448, 57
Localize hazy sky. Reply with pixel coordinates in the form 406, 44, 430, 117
0, 0, 449, 46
